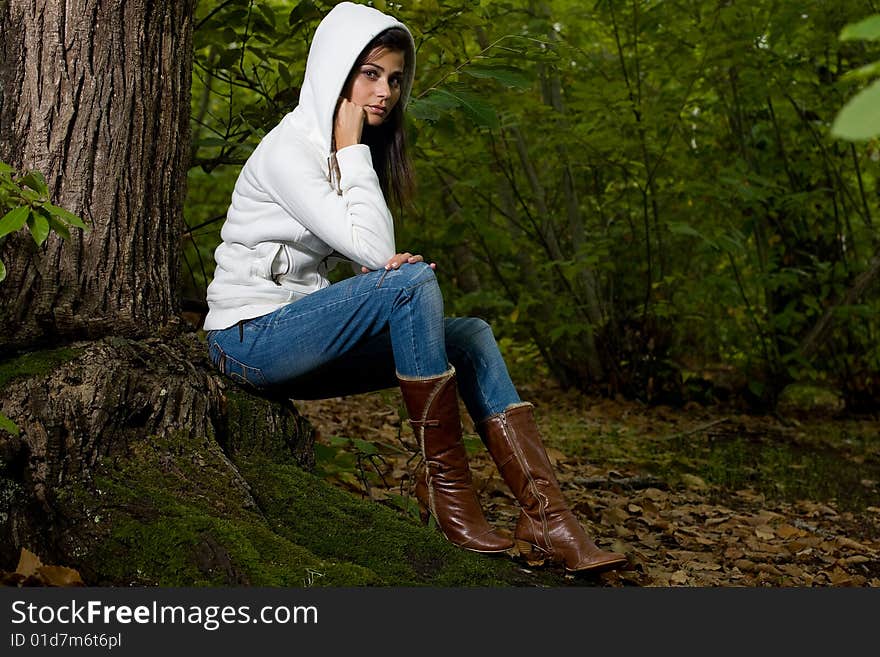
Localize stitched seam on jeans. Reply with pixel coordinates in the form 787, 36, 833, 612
406, 289, 421, 375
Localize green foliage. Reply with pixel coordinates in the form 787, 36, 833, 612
0, 160, 88, 283
832, 14, 880, 140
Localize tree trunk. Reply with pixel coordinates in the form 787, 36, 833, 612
0, 0, 194, 349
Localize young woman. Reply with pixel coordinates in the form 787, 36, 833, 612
204, 1, 626, 574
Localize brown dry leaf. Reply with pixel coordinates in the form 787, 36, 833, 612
734, 559, 756, 572
755, 563, 783, 577
775, 524, 804, 539
669, 570, 689, 584
735, 488, 764, 502
544, 447, 567, 466
836, 536, 872, 553
15, 548, 42, 576
829, 567, 855, 586
602, 506, 630, 525
839, 555, 872, 565
36, 566, 85, 587
642, 487, 667, 502
755, 526, 775, 540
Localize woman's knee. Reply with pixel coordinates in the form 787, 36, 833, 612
378, 261, 440, 299
392, 260, 437, 288
446, 317, 497, 353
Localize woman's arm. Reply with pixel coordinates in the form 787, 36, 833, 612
255, 133, 396, 271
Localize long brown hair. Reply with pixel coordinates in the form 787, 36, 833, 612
346, 27, 415, 210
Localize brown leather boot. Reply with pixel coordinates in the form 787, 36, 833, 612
398, 367, 513, 554
477, 402, 627, 573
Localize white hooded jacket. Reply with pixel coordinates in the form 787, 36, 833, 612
203, 1, 416, 331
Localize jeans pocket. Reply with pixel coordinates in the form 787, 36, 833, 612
208, 340, 268, 390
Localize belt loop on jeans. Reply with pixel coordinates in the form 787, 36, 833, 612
238, 319, 245, 342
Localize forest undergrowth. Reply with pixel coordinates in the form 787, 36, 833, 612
295, 377, 880, 587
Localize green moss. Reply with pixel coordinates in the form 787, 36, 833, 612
236, 456, 553, 587
59, 429, 382, 586
0, 346, 82, 389
92, 504, 382, 586
222, 389, 314, 467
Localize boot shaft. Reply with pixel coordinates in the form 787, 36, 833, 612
478, 402, 567, 515
398, 368, 468, 470
398, 368, 513, 554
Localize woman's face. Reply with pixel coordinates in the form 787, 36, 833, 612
345, 47, 405, 127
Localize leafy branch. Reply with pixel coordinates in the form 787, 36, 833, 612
0, 161, 88, 284
0, 160, 88, 437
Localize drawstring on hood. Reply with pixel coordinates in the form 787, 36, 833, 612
295, 1, 416, 159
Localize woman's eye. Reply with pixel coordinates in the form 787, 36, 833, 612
390, 77, 401, 88
363, 69, 378, 79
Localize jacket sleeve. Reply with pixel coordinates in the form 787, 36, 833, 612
256, 140, 396, 271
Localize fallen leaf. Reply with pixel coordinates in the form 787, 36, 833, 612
755, 526, 775, 540
15, 548, 42, 577
36, 566, 85, 587
670, 570, 689, 584
829, 567, 854, 586
839, 555, 871, 565
775, 524, 803, 539
836, 537, 871, 553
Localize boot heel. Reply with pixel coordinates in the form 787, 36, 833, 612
515, 539, 548, 567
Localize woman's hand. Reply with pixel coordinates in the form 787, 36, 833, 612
334, 98, 365, 149
361, 253, 436, 273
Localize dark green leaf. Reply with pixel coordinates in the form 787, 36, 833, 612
0, 206, 29, 239
464, 64, 533, 89
432, 88, 499, 128
257, 3, 277, 29
840, 14, 880, 41
27, 208, 50, 245
46, 214, 71, 241
289, 0, 321, 28
350, 438, 379, 456
43, 203, 87, 230
19, 170, 48, 196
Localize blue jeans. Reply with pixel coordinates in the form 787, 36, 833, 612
206, 262, 521, 423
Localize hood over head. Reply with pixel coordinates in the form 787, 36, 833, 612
296, 1, 416, 155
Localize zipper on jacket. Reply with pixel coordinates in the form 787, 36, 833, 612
327, 153, 342, 196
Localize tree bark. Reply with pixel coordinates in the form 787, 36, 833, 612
0, 0, 194, 349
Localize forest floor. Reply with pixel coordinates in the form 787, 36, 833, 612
293, 377, 880, 587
